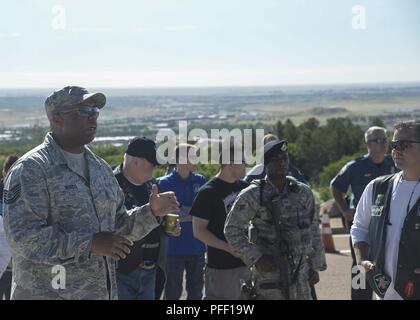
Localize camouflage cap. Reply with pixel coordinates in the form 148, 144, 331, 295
45, 86, 106, 117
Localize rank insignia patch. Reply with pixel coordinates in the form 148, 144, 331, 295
4, 184, 21, 204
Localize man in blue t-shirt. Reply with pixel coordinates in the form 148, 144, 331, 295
157, 144, 207, 300
330, 126, 398, 300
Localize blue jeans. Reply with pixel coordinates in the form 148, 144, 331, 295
165, 254, 205, 300
116, 267, 156, 300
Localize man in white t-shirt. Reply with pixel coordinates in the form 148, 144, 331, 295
351, 120, 420, 300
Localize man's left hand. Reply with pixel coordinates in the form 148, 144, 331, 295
414, 268, 420, 274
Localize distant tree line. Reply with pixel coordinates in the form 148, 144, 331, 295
274, 117, 365, 182
0, 116, 390, 201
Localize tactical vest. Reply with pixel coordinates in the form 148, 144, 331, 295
256, 178, 313, 256
369, 174, 420, 299
252, 178, 313, 298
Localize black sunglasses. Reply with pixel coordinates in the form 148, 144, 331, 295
367, 138, 388, 144
391, 140, 420, 152
58, 106, 100, 117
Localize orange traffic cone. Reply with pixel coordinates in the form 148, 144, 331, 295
321, 213, 337, 253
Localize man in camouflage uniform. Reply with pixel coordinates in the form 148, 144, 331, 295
224, 140, 326, 300
2, 86, 179, 300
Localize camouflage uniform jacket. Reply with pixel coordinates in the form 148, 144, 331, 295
2, 133, 159, 300
224, 177, 326, 289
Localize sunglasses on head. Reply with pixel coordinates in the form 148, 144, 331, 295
390, 140, 420, 152
58, 106, 100, 117
367, 138, 388, 144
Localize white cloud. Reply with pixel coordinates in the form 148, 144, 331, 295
52, 25, 197, 34
0, 32, 20, 39
161, 25, 196, 32
133, 25, 196, 33
68, 27, 114, 33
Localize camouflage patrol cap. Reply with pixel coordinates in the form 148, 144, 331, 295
45, 86, 106, 117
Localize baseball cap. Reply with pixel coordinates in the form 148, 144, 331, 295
263, 140, 288, 166
45, 86, 106, 117
126, 137, 159, 166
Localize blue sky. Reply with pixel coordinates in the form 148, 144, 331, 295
0, 0, 419, 87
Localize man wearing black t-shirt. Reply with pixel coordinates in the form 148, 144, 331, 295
114, 137, 180, 300
191, 144, 249, 300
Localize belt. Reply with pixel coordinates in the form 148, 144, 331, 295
138, 261, 156, 270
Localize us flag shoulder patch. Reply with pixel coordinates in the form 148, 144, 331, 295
4, 184, 21, 204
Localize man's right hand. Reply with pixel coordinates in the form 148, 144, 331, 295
343, 209, 356, 222
90, 232, 133, 260
255, 255, 276, 273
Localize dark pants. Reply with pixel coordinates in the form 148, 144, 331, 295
348, 221, 372, 300
155, 266, 166, 300
165, 254, 205, 300
310, 284, 317, 300
0, 270, 12, 300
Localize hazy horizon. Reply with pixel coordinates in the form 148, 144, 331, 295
1, 81, 420, 95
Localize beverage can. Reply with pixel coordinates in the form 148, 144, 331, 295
163, 213, 179, 233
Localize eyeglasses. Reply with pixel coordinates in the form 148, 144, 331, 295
367, 138, 388, 144
391, 140, 420, 152
58, 106, 100, 118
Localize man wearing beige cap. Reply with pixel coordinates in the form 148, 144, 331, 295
2, 86, 179, 300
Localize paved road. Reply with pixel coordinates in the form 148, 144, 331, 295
316, 233, 352, 300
